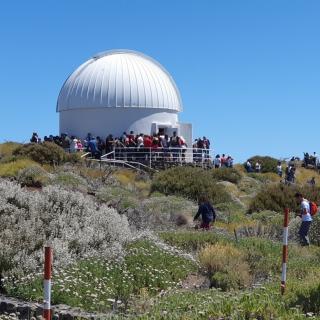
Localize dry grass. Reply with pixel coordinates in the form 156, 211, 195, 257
79, 167, 106, 179
198, 243, 251, 289
114, 169, 151, 196
114, 168, 137, 184
199, 243, 245, 273
0, 142, 21, 158
295, 167, 320, 185
0, 159, 40, 177
215, 220, 258, 233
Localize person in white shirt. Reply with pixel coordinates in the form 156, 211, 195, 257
277, 161, 282, 177
214, 155, 221, 169
313, 152, 319, 167
295, 192, 313, 246
255, 162, 261, 173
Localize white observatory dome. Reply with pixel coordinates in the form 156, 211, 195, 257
57, 50, 182, 112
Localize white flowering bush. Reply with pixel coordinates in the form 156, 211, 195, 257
0, 179, 131, 278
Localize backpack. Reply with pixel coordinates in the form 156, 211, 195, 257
309, 201, 318, 216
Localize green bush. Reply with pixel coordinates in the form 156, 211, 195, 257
293, 284, 320, 314
151, 167, 231, 205
249, 184, 320, 213
211, 167, 242, 184
245, 156, 279, 173
13, 142, 80, 165
309, 215, 320, 246
211, 271, 241, 291
239, 238, 281, 279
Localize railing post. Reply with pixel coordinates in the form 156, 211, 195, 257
43, 246, 52, 320
149, 147, 152, 169
281, 208, 289, 295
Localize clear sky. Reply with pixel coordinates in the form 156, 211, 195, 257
0, 0, 319, 161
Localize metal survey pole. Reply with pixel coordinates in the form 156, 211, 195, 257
281, 208, 289, 295
43, 246, 53, 320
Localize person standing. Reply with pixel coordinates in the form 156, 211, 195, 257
255, 161, 261, 173
193, 196, 216, 230
295, 193, 313, 246
214, 155, 221, 169
277, 161, 283, 177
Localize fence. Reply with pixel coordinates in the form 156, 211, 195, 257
100, 147, 213, 169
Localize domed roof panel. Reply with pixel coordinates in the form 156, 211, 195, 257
57, 50, 182, 112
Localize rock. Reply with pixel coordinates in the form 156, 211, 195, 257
0, 302, 7, 313
6, 303, 17, 314
60, 312, 73, 320
16, 305, 29, 319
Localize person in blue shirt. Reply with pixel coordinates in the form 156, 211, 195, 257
88, 137, 101, 159
194, 196, 216, 230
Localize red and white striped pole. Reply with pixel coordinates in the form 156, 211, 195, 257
43, 246, 53, 320
281, 208, 289, 295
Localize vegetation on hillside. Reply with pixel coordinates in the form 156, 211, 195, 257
0, 143, 320, 319
246, 155, 279, 173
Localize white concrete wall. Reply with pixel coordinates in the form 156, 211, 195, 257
59, 107, 179, 139
179, 122, 193, 162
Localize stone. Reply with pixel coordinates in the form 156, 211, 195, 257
16, 305, 30, 319
6, 302, 17, 314
0, 302, 7, 313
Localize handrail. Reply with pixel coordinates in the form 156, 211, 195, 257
88, 158, 156, 172
101, 151, 115, 159
81, 152, 91, 158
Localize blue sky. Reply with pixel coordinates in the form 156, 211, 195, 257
0, 0, 319, 161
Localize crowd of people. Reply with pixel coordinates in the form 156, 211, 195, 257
214, 154, 234, 168
303, 152, 319, 168
30, 131, 214, 164
245, 160, 262, 173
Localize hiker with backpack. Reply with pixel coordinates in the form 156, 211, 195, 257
193, 196, 216, 230
294, 192, 318, 246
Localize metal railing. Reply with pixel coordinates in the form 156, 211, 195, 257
111, 147, 212, 168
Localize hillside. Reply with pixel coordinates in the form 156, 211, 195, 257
0, 142, 320, 319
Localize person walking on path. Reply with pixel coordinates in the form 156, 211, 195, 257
295, 192, 313, 246
193, 196, 216, 230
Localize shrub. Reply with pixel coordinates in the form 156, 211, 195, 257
123, 196, 196, 231
151, 167, 231, 205
0, 180, 131, 277
51, 171, 88, 192
211, 167, 242, 184
17, 165, 50, 187
249, 184, 320, 213
0, 159, 39, 178
13, 142, 80, 165
239, 238, 281, 279
309, 215, 320, 246
198, 243, 251, 290
246, 156, 278, 173
293, 284, 320, 314
0, 142, 21, 158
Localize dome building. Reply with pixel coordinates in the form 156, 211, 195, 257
57, 49, 192, 147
